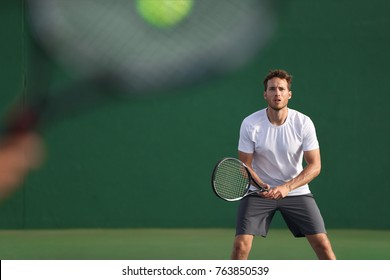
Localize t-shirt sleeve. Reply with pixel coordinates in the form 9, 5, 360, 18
238, 120, 255, 154
302, 117, 319, 151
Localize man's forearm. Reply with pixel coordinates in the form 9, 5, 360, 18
284, 163, 321, 191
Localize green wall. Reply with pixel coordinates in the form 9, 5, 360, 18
0, 0, 389, 229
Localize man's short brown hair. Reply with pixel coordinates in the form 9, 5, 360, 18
263, 69, 293, 91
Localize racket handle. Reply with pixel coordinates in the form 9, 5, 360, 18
1, 98, 46, 137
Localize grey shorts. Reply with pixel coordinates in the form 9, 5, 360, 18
235, 194, 327, 238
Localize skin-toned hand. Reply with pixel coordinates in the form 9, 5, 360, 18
261, 184, 290, 200
0, 132, 45, 200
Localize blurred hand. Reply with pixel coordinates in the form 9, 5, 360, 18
0, 132, 45, 200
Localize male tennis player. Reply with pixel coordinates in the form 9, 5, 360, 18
231, 69, 336, 260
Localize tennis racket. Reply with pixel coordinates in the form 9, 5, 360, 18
1, 0, 277, 136
211, 157, 268, 202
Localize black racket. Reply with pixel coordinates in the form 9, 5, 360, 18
211, 157, 267, 202
1, 0, 277, 136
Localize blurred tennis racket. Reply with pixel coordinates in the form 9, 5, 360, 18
1, 0, 277, 135
211, 157, 268, 202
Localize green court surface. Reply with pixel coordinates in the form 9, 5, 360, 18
0, 228, 389, 260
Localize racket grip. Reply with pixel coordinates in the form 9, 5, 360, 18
1, 99, 46, 137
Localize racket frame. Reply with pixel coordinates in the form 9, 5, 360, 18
211, 157, 267, 202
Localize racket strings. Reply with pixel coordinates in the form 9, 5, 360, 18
28, 0, 276, 93
213, 159, 249, 200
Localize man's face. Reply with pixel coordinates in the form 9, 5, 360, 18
264, 77, 292, 111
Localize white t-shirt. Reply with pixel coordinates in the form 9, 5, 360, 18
238, 108, 319, 196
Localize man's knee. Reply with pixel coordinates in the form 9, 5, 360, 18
231, 235, 253, 260
306, 233, 336, 260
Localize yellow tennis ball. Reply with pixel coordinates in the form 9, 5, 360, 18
136, 0, 193, 28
